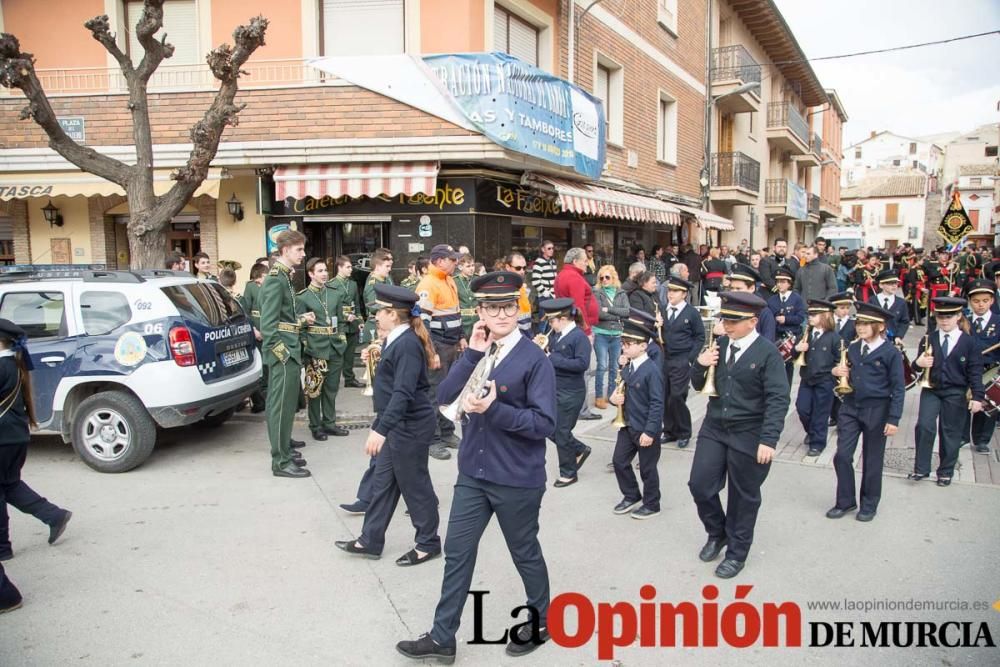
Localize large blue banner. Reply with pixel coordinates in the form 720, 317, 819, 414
423, 52, 606, 180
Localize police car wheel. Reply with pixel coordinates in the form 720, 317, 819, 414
200, 406, 237, 428
71, 391, 156, 473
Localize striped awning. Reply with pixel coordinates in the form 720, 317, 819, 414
537, 175, 680, 225
274, 162, 439, 200
675, 203, 735, 231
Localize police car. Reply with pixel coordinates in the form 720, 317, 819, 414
0, 265, 262, 473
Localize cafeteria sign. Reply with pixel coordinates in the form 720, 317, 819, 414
423, 53, 606, 180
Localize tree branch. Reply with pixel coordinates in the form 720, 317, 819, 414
133, 0, 174, 83
155, 16, 268, 220
84, 14, 133, 75
0, 33, 132, 186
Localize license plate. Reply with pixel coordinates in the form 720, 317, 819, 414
221, 347, 250, 367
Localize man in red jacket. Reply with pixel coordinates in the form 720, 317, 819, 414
555, 247, 601, 419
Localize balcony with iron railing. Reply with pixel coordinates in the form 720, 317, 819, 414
711, 45, 761, 114
766, 102, 810, 154
709, 151, 760, 205
764, 178, 810, 220
808, 193, 820, 218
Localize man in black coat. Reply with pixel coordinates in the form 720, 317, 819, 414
758, 238, 799, 292
689, 292, 790, 579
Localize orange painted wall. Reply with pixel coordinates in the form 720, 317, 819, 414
421, 0, 484, 53
211, 0, 302, 58
3, 0, 106, 68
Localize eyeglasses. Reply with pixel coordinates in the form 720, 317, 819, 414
543, 246, 554, 252
482, 303, 519, 317
599, 275, 613, 281
509, 265, 526, 271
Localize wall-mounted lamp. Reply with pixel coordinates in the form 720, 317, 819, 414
226, 193, 244, 222
41, 200, 63, 227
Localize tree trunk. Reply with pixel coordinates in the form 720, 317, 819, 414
127, 209, 167, 270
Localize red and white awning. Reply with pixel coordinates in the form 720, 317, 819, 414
675, 204, 735, 231
274, 162, 439, 200
537, 175, 681, 225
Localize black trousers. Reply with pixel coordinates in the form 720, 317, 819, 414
784, 360, 795, 389
688, 421, 771, 562
552, 385, 587, 478
971, 411, 997, 448
662, 356, 693, 440
914, 388, 967, 477
430, 474, 549, 648
834, 397, 889, 513
359, 415, 440, 554
612, 427, 661, 511
1, 443, 64, 554
427, 339, 459, 442
796, 379, 835, 451
355, 455, 376, 506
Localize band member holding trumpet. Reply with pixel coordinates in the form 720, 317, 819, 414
609, 318, 664, 519
540, 298, 593, 488
794, 300, 840, 457
659, 276, 704, 449
868, 270, 910, 342
828, 292, 857, 427
909, 297, 985, 486
335, 284, 441, 565
297, 258, 350, 441
966, 280, 1000, 454
397, 271, 556, 663
768, 267, 806, 386
726, 264, 776, 342
689, 292, 789, 579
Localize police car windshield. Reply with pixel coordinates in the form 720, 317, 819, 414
160, 283, 243, 326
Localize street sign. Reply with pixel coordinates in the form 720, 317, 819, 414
58, 117, 86, 143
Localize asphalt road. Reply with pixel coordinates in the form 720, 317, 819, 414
2, 417, 998, 666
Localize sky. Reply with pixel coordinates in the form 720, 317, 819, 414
772, 0, 1000, 148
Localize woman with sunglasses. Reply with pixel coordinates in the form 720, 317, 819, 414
592, 266, 630, 410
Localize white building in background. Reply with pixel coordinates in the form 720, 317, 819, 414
939, 123, 999, 188
841, 131, 943, 186
943, 165, 997, 247
841, 172, 928, 251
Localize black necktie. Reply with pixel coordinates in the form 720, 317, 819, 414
489, 342, 499, 356
669, 307, 677, 323
882, 298, 889, 310
941, 334, 949, 358
861, 343, 870, 359
976, 318, 984, 333
727, 344, 739, 369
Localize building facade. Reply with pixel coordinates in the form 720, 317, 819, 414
841, 130, 943, 187
840, 172, 928, 251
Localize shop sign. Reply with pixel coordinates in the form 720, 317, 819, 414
418, 215, 433, 237
424, 53, 606, 180
275, 179, 475, 216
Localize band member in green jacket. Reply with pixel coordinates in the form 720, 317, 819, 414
456, 253, 479, 339
360, 248, 395, 351
328, 255, 362, 391
260, 229, 313, 478
297, 258, 351, 441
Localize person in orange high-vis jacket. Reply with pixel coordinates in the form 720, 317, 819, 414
505, 252, 533, 333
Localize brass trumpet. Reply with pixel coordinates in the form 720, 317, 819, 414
793, 326, 810, 368
699, 326, 720, 397
653, 302, 665, 346
918, 333, 934, 389
834, 339, 853, 396
361, 340, 383, 397
611, 372, 627, 428
533, 333, 550, 352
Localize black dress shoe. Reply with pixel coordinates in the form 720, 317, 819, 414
291, 454, 307, 466
0, 575, 23, 614
576, 446, 592, 469
396, 634, 455, 663
676, 438, 689, 449
579, 411, 603, 421
807, 447, 823, 457
505, 624, 550, 657
825, 504, 857, 519
975, 444, 990, 453
907, 472, 929, 481
334, 540, 381, 559
439, 433, 460, 448
289, 438, 305, 449
429, 443, 451, 460
324, 425, 350, 437
339, 501, 369, 515
936, 476, 952, 487
273, 464, 311, 478
343, 379, 367, 388
310, 429, 328, 441
553, 477, 578, 488
395, 548, 441, 567
856, 510, 876, 522
613, 499, 641, 515
698, 536, 728, 562
715, 558, 745, 579
48, 510, 72, 545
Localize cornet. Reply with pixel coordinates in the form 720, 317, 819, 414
793, 326, 810, 368
611, 371, 627, 428
834, 339, 853, 396
533, 333, 549, 352
699, 327, 720, 397
918, 333, 934, 389
361, 340, 382, 397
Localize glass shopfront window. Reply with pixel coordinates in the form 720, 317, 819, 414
511, 219, 569, 267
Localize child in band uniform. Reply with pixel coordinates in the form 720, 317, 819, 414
966, 280, 1000, 454
767, 267, 806, 386
794, 300, 839, 457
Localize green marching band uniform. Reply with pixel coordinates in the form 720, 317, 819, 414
455, 273, 479, 339
296, 283, 348, 440
400, 275, 420, 290
362, 273, 394, 345
260, 262, 308, 474
239, 279, 266, 411
329, 272, 362, 386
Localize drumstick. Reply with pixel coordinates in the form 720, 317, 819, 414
981, 341, 1000, 356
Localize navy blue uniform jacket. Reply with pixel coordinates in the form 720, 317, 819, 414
0, 356, 30, 446
846, 339, 906, 425
969, 313, 1000, 366
799, 330, 840, 386
547, 326, 591, 391
438, 334, 556, 488
371, 329, 435, 437
867, 293, 910, 340
913, 332, 985, 401
768, 292, 806, 339
756, 307, 777, 342
660, 303, 705, 363
620, 358, 665, 438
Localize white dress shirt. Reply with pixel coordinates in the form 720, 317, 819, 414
727, 328, 760, 365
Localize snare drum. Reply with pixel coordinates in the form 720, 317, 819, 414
982, 367, 1000, 415
776, 334, 797, 362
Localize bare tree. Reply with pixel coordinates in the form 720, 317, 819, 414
0, 0, 268, 269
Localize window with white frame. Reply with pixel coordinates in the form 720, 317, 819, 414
321, 0, 405, 57
658, 0, 678, 35
593, 56, 623, 145
126, 0, 199, 66
657, 93, 678, 164
494, 5, 539, 66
